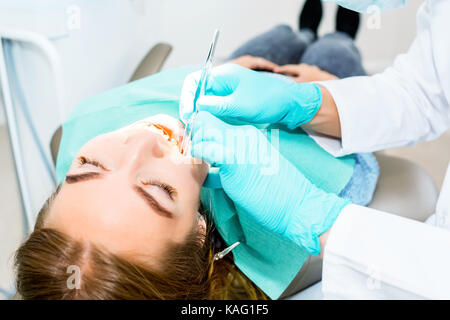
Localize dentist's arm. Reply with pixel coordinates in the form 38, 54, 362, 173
305, 1, 450, 156
302, 86, 342, 138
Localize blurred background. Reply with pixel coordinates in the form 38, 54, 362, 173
0, 0, 448, 298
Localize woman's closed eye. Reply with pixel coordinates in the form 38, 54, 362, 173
65, 156, 108, 183
140, 179, 177, 201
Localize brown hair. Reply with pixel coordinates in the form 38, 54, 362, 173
15, 187, 267, 300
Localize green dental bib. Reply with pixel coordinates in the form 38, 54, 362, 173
56, 67, 355, 299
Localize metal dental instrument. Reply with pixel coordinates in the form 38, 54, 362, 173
214, 241, 241, 261
181, 29, 220, 155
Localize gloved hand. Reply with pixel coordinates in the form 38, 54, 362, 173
191, 111, 350, 254
180, 63, 323, 130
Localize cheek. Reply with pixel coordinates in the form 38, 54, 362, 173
174, 170, 206, 215
190, 161, 210, 186
180, 175, 202, 206
168, 154, 209, 190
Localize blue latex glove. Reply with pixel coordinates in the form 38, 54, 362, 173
180, 63, 322, 130
191, 111, 350, 254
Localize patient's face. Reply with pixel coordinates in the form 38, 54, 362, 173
45, 114, 209, 265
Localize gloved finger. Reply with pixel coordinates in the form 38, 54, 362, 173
204, 63, 244, 96
180, 65, 234, 122
191, 123, 224, 146
191, 140, 234, 166
179, 70, 201, 122
191, 111, 228, 145
196, 94, 237, 119
181, 63, 245, 122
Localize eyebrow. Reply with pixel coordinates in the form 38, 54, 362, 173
65, 172, 175, 219
66, 172, 103, 183
133, 186, 174, 219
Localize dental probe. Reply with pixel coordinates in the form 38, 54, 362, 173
181, 29, 220, 155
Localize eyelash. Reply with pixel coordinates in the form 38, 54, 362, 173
141, 179, 176, 199
78, 156, 103, 168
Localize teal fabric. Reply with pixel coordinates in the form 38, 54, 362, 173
56, 67, 355, 299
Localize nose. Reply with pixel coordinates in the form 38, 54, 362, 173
123, 129, 166, 167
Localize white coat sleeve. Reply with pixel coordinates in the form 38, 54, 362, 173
309, 0, 450, 157
322, 204, 450, 299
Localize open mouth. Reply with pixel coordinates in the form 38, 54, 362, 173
147, 123, 183, 152
128, 115, 186, 153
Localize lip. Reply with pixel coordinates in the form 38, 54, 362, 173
149, 123, 182, 148
130, 115, 185, 152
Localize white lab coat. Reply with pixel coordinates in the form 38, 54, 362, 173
323, 192, 450, 299
310, 0, 450, 156
305, 0, 450, 299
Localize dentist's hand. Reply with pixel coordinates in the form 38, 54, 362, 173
191, 111, 350, 255
180, 63, 323, 130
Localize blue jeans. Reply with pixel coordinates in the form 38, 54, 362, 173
228, 24, 366, 78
